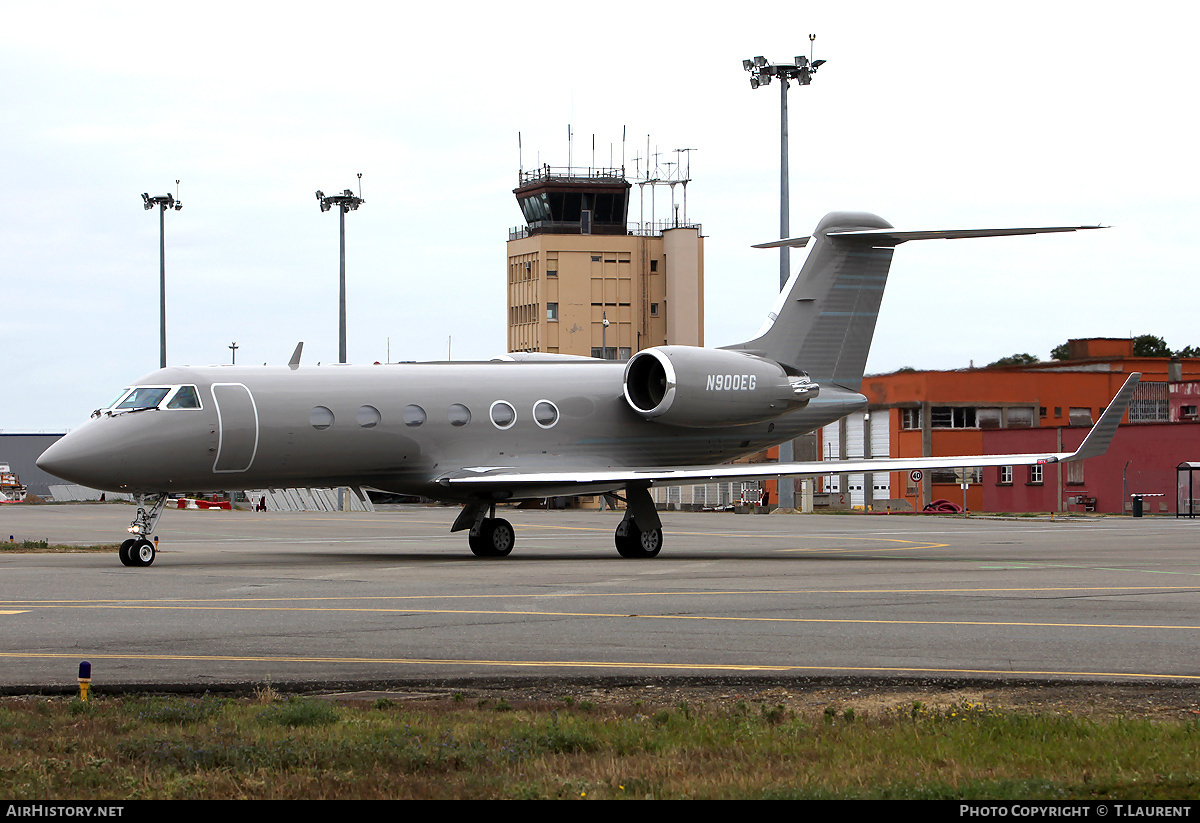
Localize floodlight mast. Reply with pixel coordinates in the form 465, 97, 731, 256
743, 37, 824, 291
316, 176, 365, 365
141, 182, 183, 369
743, 35, 825, 510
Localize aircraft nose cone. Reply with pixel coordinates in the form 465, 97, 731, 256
36, 427, 120, 489
36, 434, 83, 481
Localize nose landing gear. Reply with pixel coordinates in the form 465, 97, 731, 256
118, 493, 167, 567
118, 538, 156, 567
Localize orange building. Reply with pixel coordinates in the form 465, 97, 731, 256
819, 340, 1200, 512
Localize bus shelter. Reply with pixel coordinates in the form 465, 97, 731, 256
1178, 462, 1200, 519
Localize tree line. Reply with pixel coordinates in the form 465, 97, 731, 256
986, 336, 1199, 368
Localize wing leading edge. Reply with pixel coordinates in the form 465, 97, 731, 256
440, 374, 1140, 492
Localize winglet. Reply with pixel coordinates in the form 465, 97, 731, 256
1062, 373, 1141, 462
288, 342, 304, 370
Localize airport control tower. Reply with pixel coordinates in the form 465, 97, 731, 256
506, 151, 703, 359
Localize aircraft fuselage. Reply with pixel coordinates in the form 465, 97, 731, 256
39, 361, 866, 500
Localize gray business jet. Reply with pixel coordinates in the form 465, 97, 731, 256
37, 211, 1137, 567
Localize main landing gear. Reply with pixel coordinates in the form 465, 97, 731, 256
614, 517, 663, 558
468, 516, 515, 557
118, 493, 167, 567
453, 502, 515, 557
452, 484, 664, 559
611, 484, 663, 558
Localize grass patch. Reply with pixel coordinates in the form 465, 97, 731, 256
257, 697, 342, 728
1, 541, 121, 553
0, 694, 1197, 799
127, 695, 227, 725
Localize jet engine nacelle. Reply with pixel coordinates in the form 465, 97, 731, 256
622, 346, 818, 428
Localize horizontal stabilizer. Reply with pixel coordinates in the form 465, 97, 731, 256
753, 224, 1104, 249
752, 236, 811, 249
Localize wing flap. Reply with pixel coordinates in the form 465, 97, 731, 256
445, 451, 1067, 489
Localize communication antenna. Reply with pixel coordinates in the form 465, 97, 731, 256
663, 160, 677, 225
675, 148, 696, 179
675, 148, 696, 224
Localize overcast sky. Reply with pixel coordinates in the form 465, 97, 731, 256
3, 1, 1196, 431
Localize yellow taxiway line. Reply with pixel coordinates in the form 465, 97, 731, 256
3, 597, 1199, 632
1, 650, 1197, 682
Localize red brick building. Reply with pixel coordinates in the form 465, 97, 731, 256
819, 339, 1200, 513
982, 423, 1200, 514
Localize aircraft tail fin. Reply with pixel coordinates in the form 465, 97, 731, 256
725, 213, 1105, 391
723, 211, 898, 390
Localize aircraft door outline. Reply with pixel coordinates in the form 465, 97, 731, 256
211, 383, 259, 473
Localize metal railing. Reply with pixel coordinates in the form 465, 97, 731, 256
509, 220, 702, 241
627, 219, 702, 237
519, 166, 626, 186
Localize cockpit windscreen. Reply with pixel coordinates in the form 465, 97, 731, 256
114, 387, 171, 411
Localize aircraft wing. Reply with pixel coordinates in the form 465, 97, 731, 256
440, 373, 1140, 492
753, 224, 1105, 250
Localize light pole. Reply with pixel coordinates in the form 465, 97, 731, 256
142, 182, 182, 369
743, 37, 825, 510
229, 341, 238, 365
316, 175, 365, 364
743, 38, 825, 291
